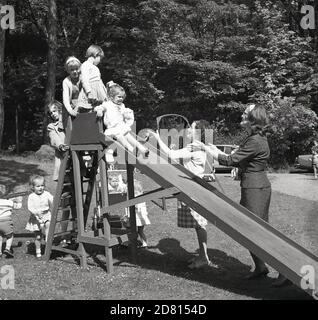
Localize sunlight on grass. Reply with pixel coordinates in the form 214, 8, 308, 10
0, 155, 315, 300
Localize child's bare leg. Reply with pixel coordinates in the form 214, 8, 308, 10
115, 134, 134, 153
34, 231, 42, 257
137, 226, 148, 247
0, 235, 3, 254
195, 226, 209, 263
5, 234, 13, 251
44, 221, 50, 242
2, 234, 14, 258
314, 166, 318, 179
125, 134, 149, 154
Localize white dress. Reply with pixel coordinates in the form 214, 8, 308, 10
125, 202, 151, 227
25, 191, 54, 232
95, 100, 134, 138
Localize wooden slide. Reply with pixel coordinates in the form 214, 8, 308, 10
132, 150, 318, 297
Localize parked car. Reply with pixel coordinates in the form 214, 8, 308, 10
212, 144, 239, 172
294, 154, 313, 171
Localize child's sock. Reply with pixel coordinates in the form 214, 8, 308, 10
5, 236, 13, 251
36, 249, 41, 258
105, 149, 115, 163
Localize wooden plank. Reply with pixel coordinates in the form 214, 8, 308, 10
71, 144, 103, 151
127, 162, 138, 264
101, 187, 179, 214
77, 234, 110, 247
70, 113, 102, 145
51, 246, 82, 257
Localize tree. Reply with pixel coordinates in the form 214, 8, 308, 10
43, 0, 57, 141
0, 0, 6, 148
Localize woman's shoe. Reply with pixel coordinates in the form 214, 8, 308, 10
246, 268, 269, 280
139, 242, 148, 249
187, 256, 198, 264
271, 275, 292, 287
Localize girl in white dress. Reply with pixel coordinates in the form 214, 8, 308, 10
25, 175, 54, 258
62, 56, 82, 126
95, 81, 149, 162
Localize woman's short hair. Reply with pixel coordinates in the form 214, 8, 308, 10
64, 56, 81, 72
247, 105, 269, 135
85, 45, 104, 58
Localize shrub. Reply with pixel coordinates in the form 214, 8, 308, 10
267, 99, 318, 169
35, 144, 55, 161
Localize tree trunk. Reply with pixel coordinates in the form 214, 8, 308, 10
0, 1, 6, 150
42, 0, 57, 143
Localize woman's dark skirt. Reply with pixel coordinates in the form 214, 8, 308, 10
240, 187, 271, 222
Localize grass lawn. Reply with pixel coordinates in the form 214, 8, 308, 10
0, 154, 316, 300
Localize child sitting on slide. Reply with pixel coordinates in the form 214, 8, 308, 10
94, 81, 149, 162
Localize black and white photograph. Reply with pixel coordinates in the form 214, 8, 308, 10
0, 0, 318, 304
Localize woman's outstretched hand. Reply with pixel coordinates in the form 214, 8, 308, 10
69, 109, 78, 117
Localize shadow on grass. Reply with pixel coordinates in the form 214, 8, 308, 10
111, 237, 311, 300
42, 236, 311, 300
0, 159, 47, 194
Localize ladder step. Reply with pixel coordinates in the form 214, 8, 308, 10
63, 182, 72, 187
58, 206, 73, 211
56, 217, 77, 223
52, 230, 77, 237
51, 246, 81, 257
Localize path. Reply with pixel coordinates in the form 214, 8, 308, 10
269, 173, 318, 202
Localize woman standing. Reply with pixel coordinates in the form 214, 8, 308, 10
193, 105, 272, 278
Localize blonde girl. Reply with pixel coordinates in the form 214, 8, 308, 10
95, 81, 149, 161
25, 175, 54, 259
62, 56, 82, 126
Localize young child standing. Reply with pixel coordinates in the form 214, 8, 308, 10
62, 56, 82, 126
95, 81, 149, 161
77, 45, 108, 112
25, 175, 54, 258
124, 179, 150, 248
47, 101, 69, 182
0, 185, 22, 258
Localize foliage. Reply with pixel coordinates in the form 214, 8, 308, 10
1, 0, 317, 167
267, 98, 318, 168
